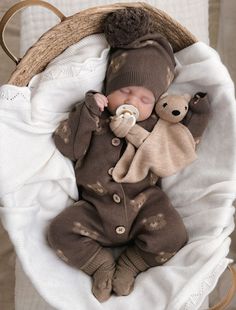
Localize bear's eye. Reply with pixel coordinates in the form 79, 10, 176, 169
185, 106, 188, 110
163, 103, 168, 108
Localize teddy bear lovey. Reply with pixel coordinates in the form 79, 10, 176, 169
47, 8, 210, 302
110, 92, 199, 183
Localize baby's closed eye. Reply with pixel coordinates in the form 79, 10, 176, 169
142, 97, 154, 104
120, 88, 131, 94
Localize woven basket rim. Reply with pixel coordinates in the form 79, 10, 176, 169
7, 2, 198, 87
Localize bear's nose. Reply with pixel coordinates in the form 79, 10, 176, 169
172, 110, 180, 116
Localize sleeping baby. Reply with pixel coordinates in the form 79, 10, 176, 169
47, 8, 210, 302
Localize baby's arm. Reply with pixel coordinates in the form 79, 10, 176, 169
54, 91, 102, 161
182, 92, 210, 141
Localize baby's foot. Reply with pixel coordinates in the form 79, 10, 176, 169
112, 265, 135, 296
92, 269, 115, 302
80, 248, 115, 302
112, 246, 150, 296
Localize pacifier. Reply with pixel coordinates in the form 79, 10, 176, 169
115, 104, 139, 126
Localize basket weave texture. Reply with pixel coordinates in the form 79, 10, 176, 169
7, 2, 197, 87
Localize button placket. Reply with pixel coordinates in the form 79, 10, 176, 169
111, 137, 121, 146
108, 167, 114, 176
113, 193, 121, 203
115, 226, 126, 234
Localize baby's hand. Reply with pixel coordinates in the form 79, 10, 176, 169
94, 93, 108, 112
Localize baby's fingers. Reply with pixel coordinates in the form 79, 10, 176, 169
94, 93, 108, 110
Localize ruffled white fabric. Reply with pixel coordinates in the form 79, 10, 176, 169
0, 34, 235, 310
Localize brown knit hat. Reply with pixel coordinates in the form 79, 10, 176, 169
103, 8, 176, 100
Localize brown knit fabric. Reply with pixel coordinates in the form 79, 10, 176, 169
103, 8, 175, 100
113, 246, 149, 296
103, 8, 153, 48
81, 248, 115, 302
105, 34, 175, 100
48, 91, 210, 300
182, 92, 210, 138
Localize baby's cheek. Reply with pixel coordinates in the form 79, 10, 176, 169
138, 105, 155, 121
107, 101, 123, 115
107, 93, 125, 114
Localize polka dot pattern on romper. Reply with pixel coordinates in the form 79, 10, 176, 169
86, 181, 108, 196
72, 222, 99, 240
129, 193, 147, 212
142, 213, 167, 231
56, 249, 69, 263
55, 120, 71, 144
155, 251, 177, 264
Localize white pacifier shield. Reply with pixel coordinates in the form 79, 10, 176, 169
116, 104, 139, 120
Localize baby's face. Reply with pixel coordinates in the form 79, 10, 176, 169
107, 86, 155, 121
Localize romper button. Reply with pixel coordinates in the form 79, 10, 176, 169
111, 137, 121, 146
113, 193, 121, 203
108, 167, 114, 176
115, 226, 126, 234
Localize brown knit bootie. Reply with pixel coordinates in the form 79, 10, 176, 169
81, 248, 115, 302
112, 246, 149, 296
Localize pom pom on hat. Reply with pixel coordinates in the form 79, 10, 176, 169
103, 8, 152, 48
103, 8, 176, 101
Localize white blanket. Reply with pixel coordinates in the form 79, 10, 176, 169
0, 34, 236, 310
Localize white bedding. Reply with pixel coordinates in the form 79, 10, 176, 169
0, 33, 236, 310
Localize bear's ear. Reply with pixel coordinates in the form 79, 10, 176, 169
183, 93, 191, 102
160, 92, 168, 100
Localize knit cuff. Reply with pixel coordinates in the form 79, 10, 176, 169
81, 248, 115, 276
126, 246, 150, 272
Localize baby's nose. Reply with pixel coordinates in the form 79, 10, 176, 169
172, 110, 181, 116
126, 94, 139, 104
124, 100, 137, 109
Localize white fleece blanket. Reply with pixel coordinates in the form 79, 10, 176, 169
0, 34, 236, 310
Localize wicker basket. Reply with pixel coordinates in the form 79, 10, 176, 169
0, 0, 198, 87
0, 1, 236, 309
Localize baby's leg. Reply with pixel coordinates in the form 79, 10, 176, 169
47, 201, 115, 302
113, 187, 188, 296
